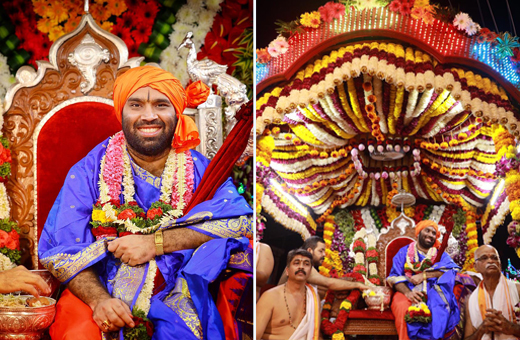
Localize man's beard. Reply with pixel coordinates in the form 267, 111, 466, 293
418, 233, 435, 249
123, 118, 174, 156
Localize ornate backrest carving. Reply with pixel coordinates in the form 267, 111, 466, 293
376, 213, 417, 280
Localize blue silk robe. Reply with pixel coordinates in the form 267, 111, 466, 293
387, 244, 460, 340
38, 138, 253, 340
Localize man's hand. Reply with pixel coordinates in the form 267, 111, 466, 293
405, 290, 425, 304
356, 282, 371, 290
0, 266, 50, 297
108, 235, 155, 266
484, 309, 520, 336
409, 273, 425, 286
92, 298, 135, 332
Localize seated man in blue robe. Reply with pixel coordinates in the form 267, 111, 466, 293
387, 220, 460, 340
38, 66, 253, 340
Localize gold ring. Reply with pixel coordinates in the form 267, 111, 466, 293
102, 320, 111, 331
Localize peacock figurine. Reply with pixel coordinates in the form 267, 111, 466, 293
178, 32, 228, 90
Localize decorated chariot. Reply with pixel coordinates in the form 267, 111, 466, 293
256, 0, 520, 338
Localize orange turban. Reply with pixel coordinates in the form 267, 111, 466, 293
113, 66, 210, 153
415, 220, 440, 248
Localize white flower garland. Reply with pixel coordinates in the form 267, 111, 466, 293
0, 53, 14, 100
159, 0, 224, 86
0, 252, 16, 271
367, 233, 377, 248
428, 205, 445, 224
0, 184, 10, 220
354, 252, 365, 265
361, 208, 377, 236
158, 151, 177, 203
368, 263, 378, 277
133, 259, 158, 315
98, 153, 111, 204
484, 197, 510, 244
261, 193, 311, 240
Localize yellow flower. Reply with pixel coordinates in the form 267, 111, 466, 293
92, 210, 107, 223
100, 21, 114, 32
369, 291, 376, 296
106, 0, 128, 17
300, 11, 321, 29
47, 2, 69, 23
340, 300, 352, 310
48, 25, 65, 42
37, 17, 56, 34
414, 0, 429, 7
332, 332, 345, 340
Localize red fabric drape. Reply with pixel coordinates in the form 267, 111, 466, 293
184, 100, 253, 214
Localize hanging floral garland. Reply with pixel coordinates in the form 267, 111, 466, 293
492, 124, 520, 254
0, 108, 20, 269
320, 272, 364, 340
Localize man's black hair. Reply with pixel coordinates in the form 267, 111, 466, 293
301, 236, 325, 251
286, 249, 313, 267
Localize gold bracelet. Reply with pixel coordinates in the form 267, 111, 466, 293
154, 229, 164, 256
423, 272, 427, 281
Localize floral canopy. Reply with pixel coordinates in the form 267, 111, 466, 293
255, 2, 520, 264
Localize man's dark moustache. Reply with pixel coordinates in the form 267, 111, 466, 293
295, 269, 307, 275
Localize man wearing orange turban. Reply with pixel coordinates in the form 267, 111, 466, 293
387, 220, 460, 340
39, 66, 253, 339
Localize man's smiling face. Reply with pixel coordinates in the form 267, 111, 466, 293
418, 226, 437, 249
122, 87, 177, 158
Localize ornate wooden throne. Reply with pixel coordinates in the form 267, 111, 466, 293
2, 13, 224, 269
343, 212, 416, 337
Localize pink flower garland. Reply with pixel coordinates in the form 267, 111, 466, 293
104, 131, 126, 201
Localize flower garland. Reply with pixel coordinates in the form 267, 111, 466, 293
261, 47, 505, 215
405, 302, 432, 323
404, 242, 437, 276
0, 109, 20, 269
0, 54, 14, 99
91, 132, 193, 237
320, 272, 364, 340
0, 252, 16, 271
0, 219, 20, 266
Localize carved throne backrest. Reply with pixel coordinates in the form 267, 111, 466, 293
376, 213, 417, 280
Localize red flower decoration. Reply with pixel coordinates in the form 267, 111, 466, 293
91, 226, 118, 239
0, 230, 8, 248
5, 234, 18, 250
147, 207, 163, 220
0, 143, 12, 166
318, 2, 345, 23
118, 209, 137, 220
389, 0, 401, 13
400, 2, 412, 15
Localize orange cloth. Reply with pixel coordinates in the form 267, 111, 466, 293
415, 220, 441, 248
49, 289, 101, 340
113, 66, 210, 153
391, 291, 411, 340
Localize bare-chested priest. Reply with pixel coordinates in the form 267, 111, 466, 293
256, 249, 320, 340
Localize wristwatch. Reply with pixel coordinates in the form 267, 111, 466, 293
154, 229, 164, 256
